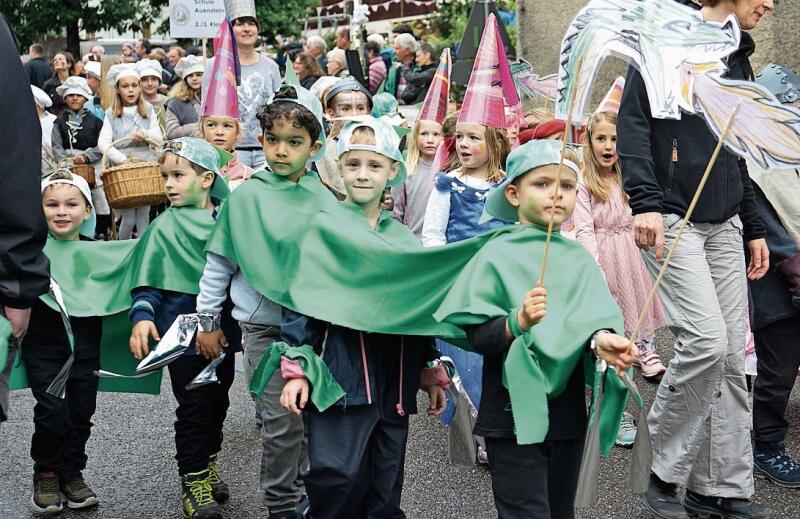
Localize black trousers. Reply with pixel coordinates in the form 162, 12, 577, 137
485, 436, 584, 519
753, 317, 800, 449
167, 352, 235, 474
26, 356, 99, 480
306, 404, 409, 519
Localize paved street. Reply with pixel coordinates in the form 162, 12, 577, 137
1, 333, 798, 518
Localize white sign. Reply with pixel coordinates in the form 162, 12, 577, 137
169, 0, 226, 39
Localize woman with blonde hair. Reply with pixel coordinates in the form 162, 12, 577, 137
97, 64, 163, 239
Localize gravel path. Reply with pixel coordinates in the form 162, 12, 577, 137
1, 333, 798, 518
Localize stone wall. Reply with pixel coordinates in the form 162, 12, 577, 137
516, 0, 800, 109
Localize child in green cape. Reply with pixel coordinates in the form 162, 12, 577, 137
434, 139, 639, 518
279, 117, 450, 519
196, 83, 328, 519
127, 137, 237, 519
25, 169, 101, 514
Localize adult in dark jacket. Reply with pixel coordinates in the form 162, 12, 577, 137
618, 1, 772, 518
41, 51, 78, 116
0, 13, 51, 423
747, 183, 800, 488
24, 44, 52, 89
400, 43, 437, 105
747, 63, 800, 489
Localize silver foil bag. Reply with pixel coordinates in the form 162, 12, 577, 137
185, 352, 227, 390
135, 314, 198, 374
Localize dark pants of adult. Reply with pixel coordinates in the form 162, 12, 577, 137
753, 317, 800, 449
306, 404, 409, 519
27, 356, 100, 480
485, 437, 584, 519
167, 352, 235, 474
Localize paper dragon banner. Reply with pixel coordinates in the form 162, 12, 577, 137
555, 0, 800, 171
511, 59, 558, 102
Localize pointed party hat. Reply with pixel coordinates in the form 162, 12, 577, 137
284, 60, 300, 86
458, 14, 525, 129
418, 48, 451, 125
595, 76, 625, 115
201, 18, 240, 119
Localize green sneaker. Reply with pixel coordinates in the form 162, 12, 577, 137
30, 471, 63, 514
207, 453, 230, 503
180, 470, 222, 519
61, 477, 99, 509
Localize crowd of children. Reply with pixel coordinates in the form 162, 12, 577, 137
10, 2, 800, 519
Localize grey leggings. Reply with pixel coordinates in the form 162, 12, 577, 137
118, 206, 150, 239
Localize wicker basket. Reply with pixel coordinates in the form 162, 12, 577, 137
54, 158, 96, 187
101, 137, 166, 209
70, 163, 96, 188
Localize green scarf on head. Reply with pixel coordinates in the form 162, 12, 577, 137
10, 206, 220, 394
249, 342, 345, 411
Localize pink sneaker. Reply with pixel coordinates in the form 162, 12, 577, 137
638, 348, 667, 381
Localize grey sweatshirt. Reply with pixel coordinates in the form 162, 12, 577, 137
196, 251, 281, 325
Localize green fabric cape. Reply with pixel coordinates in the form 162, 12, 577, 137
10, 206, 218, 394
432, 227, 627, 454
249, 342, 345, 411
208, 174, 629, 452
205, 169, 338, 294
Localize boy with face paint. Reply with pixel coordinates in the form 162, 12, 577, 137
279, 117, 448, 519
314, 77, 374, 196
127, 137, 238, 519
435, 139, 638, 519
196, 84, 329, 519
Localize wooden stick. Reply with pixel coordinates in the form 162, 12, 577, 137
539, 60, 582, 284
202, 38, 208, 60
629, 103, 741, 344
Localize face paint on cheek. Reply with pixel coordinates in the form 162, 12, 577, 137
180, 179, 203, 206
472, 143, 485, 157
522, 191, 550, 226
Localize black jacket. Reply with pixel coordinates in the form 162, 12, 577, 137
41, 75, 66, 116
617, 27, 765, 241
747, 183, 800, 331
24, 57, 51, 89
466, 317, 587, 440
281, 308, 439, 413
0, 13, 50, 310
401, 62, 436, 105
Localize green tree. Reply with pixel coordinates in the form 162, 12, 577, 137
255, 0, 320, 43
0, 0, 167, 57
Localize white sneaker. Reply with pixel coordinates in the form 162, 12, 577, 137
638, 348, 667, 381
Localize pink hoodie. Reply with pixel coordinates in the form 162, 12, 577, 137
220, 153, 254, 190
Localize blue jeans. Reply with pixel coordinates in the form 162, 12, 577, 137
236, 148, 266, 170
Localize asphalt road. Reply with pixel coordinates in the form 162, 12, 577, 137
1, 332, 799, 518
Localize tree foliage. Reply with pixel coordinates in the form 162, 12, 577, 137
426, 0, 516, 52
255, 0, 320, 42
0, 0, 167, 55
